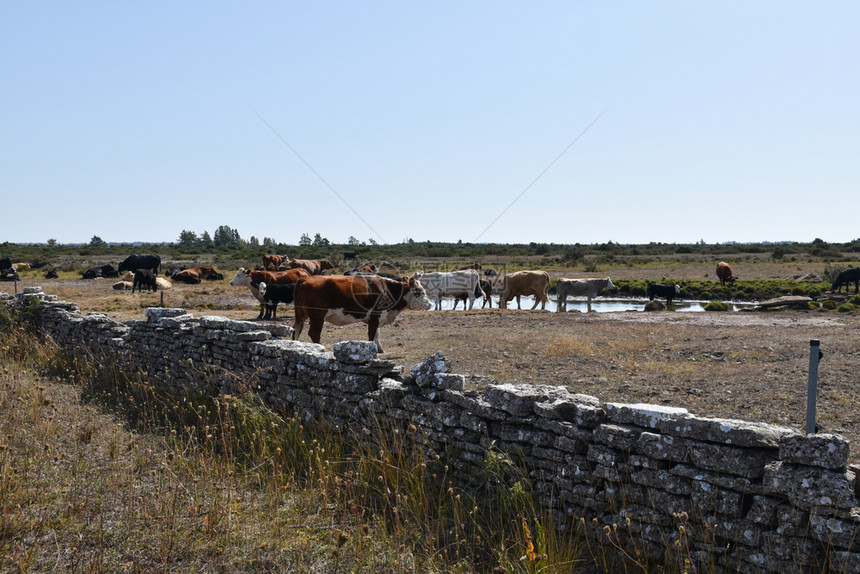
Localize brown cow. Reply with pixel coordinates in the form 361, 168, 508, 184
229, 267, 310, 319
262, 254, 289, 270
171, 266, 224, 284
288, 258, 335, 275
458, 262, 482, 271
292, 273, 433, 352
716, 262, 737, 286
498, 271, 550, 310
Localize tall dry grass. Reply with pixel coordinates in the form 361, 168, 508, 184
0, 307, 601, 572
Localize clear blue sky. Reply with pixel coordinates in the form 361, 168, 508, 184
3, 2, 858, 246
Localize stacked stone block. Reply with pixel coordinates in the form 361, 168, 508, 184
6, 288, 860, 573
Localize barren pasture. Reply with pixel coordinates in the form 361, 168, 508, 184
9, 273, 860, 463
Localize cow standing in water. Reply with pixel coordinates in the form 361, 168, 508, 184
498, 271, 550, 310
419, 269, 485, 310
647, 283, 681, 306
556, 277, 614, 312
292, 273, 432, 352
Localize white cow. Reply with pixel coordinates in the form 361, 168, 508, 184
556, 277, 615, 312
419, 269, 485, 310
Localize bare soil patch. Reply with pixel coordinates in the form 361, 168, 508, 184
13, 275, 860, 462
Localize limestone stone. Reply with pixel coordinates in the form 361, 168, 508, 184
605, 402, 689, 429
779, 433, 850, 470
764, 462, 857, 511
658, 415, 798, 448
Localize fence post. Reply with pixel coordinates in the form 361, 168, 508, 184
806, 339, 822, 434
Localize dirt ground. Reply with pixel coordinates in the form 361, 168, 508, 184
8, 275, 860, 463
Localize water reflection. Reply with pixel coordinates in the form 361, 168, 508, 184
442, 297, 754, 313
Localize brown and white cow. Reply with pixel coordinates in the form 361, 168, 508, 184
498, 271, 550, 310
292, 273, 432, 352
262, 254, 289, 270
229, 267, 311, 319
288, 258, 335, 275
171, 267, 224, 284
716, 262, 737, 286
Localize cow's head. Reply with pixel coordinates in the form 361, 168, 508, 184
258, 282, 268, 297
605, 278, 615, 290
229, 268, 252, 287
407, 273, 433, 311
674, 284, 681, 294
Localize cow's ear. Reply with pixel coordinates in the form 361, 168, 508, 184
406, 276, 413, 286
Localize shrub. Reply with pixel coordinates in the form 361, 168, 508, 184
850, 295, 860, 305
822, 300, 838, 310
837, 304, 855, 313
704, 300, 730, 312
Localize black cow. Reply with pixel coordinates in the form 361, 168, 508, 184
165, 266, 185, 277
258, 281, 296, 320
132, 269, 158, 293
118, 254, 161, 274
0, 257, 11, 271
831, 268, 860, 294
82, 264, 119, 279
647, 283, 681, 306
44, 268, 59, 279
1, 268, 20, 282
452, 279, 493, 310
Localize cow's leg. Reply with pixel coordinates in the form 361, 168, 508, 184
292, 309, 307, 341
467, 295, 475, 310
366, 316, 382, 352
587, 296, 593, 313
516, 296, 522, 310
307, 316, 324, 344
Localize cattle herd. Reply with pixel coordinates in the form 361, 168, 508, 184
3, 253, 860, 351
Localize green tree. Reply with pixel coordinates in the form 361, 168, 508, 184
89, 235, 107, 248
47, 238, 57, 247
299, 233, 311, 247
213, 225, 241, 247
312, 233, 330, 247
348, 236, 360, 246
249, 236, 260, 248
177, 230, 198, 247
263, 237, 277, 249
200, 231, 214, 248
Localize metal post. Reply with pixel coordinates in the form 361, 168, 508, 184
806, 339, 821, 434
160, 291, 164, 308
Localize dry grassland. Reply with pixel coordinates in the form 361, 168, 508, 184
8, 269, 860, 464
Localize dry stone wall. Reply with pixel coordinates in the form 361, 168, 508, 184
5, 287, 860, 573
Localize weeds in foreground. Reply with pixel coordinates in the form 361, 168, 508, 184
1, 320, 596, 572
